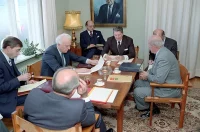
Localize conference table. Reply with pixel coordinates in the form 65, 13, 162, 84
19, 58, 143, 132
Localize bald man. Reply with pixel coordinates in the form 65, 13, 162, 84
134, 35, 181, 118
80, 20, 105, 58
149, 29, 178, 63
24, 68, 110, 132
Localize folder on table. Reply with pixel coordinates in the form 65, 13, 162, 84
119, 62, 142, 72
88, 87, 118, 103
18, 79, 47, 93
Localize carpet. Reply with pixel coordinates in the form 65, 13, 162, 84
101, 88, 200, 132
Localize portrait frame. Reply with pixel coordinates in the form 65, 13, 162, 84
90, 0, 126, 27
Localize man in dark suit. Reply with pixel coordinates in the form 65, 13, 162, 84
102, 26, 135, 61
80, 20, 105, 58
149, 29, 178, 63
41, 33, 98, 77
0, 36, 35, 118
24, 68, 110, 132
97, 0, 123, 23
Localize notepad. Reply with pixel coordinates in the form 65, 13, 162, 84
88, 87, 118, 103
107, 75, 132, 83
18, 79, 47, 93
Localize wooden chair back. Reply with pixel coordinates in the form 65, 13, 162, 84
27, 60, 52, 80
145, 64, 189, 128
27, 61, 41, 76
12, 109, 82, 132
134, 46, 139, 58
12, 106, 99, 132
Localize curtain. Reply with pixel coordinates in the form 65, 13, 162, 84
144, 0, 200, 78
42, 0, 57, 49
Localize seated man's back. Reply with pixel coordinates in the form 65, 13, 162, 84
24, 88, 94, 130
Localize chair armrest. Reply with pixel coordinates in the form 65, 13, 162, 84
150, 82, 184, 88
32, 75, 52, 81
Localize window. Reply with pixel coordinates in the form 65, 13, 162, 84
0, 0, 44, 63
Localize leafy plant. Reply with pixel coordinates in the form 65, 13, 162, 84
22, 39, 44, 57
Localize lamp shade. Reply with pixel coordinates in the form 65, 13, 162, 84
64, 11, 83, 30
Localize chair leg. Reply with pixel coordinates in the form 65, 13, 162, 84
179, 104, 185, 128
149, 102, 153, 126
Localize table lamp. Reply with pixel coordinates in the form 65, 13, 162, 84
64, 11, 83, 47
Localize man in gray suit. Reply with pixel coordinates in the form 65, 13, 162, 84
24, 68, 108, 131
133, 35, 182, 118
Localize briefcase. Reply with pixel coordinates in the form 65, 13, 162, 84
119, 62, 141, 72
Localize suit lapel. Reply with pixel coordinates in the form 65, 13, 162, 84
11, 59, 20, 76
86, 31, 90, 44
93, 31, 97, 44
55, 46, 63, 66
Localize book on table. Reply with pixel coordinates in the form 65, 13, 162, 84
86, 44, 104, 49
107, 75, 133, 83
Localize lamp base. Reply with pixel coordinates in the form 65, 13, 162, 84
71, 29, 77, 47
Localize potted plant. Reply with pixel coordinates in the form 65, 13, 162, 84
22, 39, 44, 57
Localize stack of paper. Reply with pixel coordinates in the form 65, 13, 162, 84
107, 75, 132, 83
18, 79, 47, 93
118, 58, 134, 64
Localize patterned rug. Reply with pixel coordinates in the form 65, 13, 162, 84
101, 88, 200, 132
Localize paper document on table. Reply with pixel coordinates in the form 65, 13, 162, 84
18, 79, 47, 93
89, 87, 114, 103
78, 56, 104, 74
118, 58, 134, 64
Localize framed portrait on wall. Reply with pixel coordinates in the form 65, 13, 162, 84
90, 0, 126, 27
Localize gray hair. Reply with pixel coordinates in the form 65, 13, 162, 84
52, 67, 79, 95
113, 26, 123, 33
149, 38, 164, 48
55, 33, 71, 45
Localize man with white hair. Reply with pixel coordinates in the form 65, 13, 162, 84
41, 33, 98, 77
133, 35, 182, 118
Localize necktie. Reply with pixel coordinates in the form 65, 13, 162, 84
117, 41, 121, 54
61, 53, 65, 66
90, 31, 93, 37
9, 59, 12, 66
108, 5, 112, 22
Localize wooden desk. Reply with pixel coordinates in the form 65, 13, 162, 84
18, 58, 143, 132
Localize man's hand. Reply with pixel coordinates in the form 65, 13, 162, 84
17, 73, 31, 81
115, 56, 124, 61
87, 59, 98, 65
139, 71, 148, 80
149, 60, 154, 65
77, 78, 88, 98
27, 80, 37, 84
75, 68, 91, 73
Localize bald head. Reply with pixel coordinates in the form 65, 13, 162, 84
85, 20, 94, 31
52, 68, 79, 95
153, 29, 165, 40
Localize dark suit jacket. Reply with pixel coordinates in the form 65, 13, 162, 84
0, 51, 24, 118
24, 89, 95, 130
41, 44, 87, 77
102, 35, 135, 59
97, 2, 123, 23
149, 37, 178, 60
80, 30, 105, 56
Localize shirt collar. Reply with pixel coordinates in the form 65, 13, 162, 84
56, 45, 62, 56
1, 50, 10, 63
